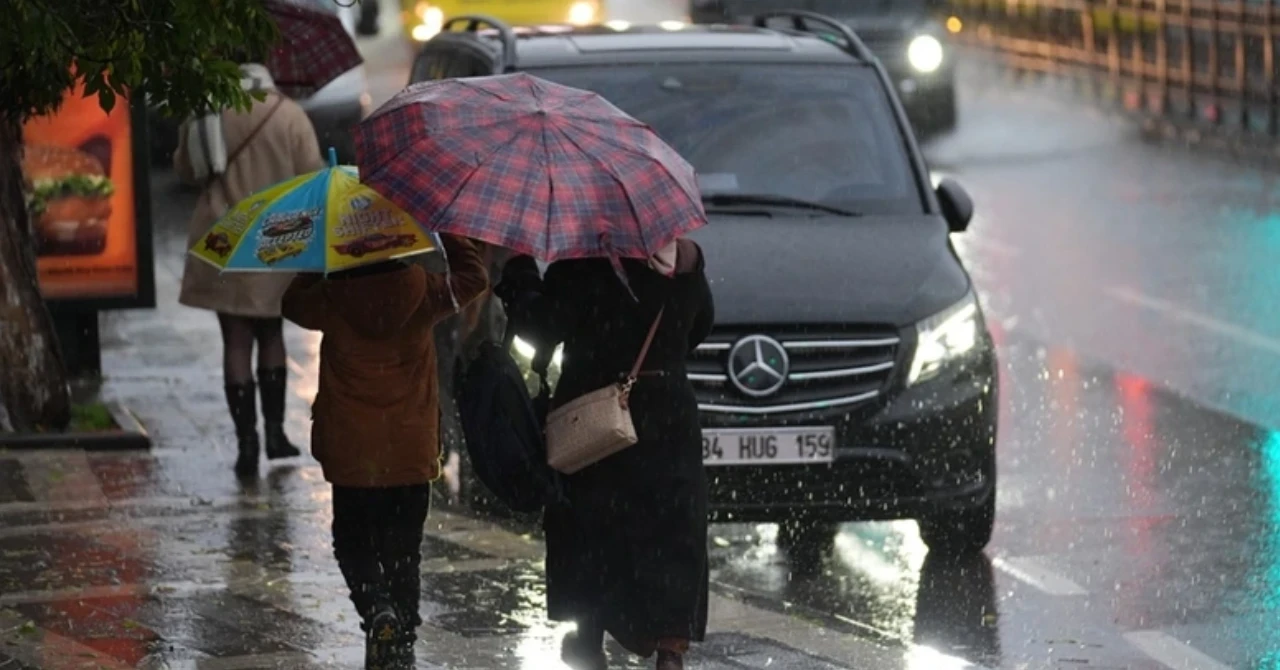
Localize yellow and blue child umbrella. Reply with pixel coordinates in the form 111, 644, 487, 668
188, 148, 440, 274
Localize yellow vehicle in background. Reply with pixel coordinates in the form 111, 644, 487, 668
401, 0, 603, 44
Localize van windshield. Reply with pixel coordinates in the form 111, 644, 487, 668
527, 63, 923, 216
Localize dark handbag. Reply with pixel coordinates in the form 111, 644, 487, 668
457, 336, 564, 513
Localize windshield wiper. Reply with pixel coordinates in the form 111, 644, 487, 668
701, 193, 862, 217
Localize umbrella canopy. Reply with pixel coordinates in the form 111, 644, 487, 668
189, 149, 440, 274
353, 72, 706, 262
265, 0, 364, 98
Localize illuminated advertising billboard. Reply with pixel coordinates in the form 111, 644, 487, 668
21, 84, 154, 309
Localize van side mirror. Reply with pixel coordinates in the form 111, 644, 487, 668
936, 178, 973, 232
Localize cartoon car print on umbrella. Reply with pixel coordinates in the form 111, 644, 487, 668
203, 232, 233, 258
333, 232, 417, 258
262, 214, 314, 238
188, 151, 441, 274
257, 241, 307, 265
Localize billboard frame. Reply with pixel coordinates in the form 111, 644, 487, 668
43, 96, 156, 312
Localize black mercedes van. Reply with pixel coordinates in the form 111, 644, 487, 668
416, 12, 996, 556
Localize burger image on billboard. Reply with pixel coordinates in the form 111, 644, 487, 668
22, 143, 115, 256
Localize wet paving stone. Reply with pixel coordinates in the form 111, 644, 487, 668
184, 592, 361, 652
86, 456, 164, 502
0, 652, 42, 670
420, 565, 547, 637
0, 460, 34, 504
0, 533, 157, 594
696, 633, 855, 669
11, 599, 162, 667
0, 507, 114, 529
85, 594, 301, 659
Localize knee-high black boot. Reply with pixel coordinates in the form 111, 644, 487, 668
257, 367, 301, 459
225, 382, 259, 477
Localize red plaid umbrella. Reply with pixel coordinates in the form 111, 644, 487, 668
353, 73, 706, 262
264, 0, 363, 99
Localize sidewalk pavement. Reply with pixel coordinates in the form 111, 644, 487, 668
0, 172, 932, 669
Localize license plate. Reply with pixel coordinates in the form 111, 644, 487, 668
702, 427, 835, 466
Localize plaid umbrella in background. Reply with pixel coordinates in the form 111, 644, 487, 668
264, 0, 364, 98
352, 73, 707, 262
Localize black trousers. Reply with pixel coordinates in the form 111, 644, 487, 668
331, 484, 432, 636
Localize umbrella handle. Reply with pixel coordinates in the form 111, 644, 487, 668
327, 146, 338, 167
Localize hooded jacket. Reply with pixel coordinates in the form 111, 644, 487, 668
281, 235, 489, 487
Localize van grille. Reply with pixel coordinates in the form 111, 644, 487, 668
688, 326, 900, 415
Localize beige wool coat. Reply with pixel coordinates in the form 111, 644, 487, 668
176, 91, 325, 318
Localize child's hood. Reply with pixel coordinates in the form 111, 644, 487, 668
324, 266, 427, 339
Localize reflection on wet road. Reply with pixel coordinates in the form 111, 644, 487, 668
16, 319, 1276, 668
707, 329, 1279, 668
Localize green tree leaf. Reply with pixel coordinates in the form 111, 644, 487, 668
0, 0, 282, 123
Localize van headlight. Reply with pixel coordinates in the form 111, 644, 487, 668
511, 336, 563, 394
907, 294, 980, 386
907, 34, 944, 73
568, 1, 597, 25
411, 4, 444, 41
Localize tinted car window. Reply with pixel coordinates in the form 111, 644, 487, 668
411, 48, 455, 81
527, 64, 923, 215
411, 48, 492, 83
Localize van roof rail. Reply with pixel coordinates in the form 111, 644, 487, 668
442, 14, 518, 71
749, 10, 873, 62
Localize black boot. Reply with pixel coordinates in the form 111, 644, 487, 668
364, 604, 401, 670
561, 624, 607, 670
385, 556, 422, 670
225, 382, 259, 477
257, 367, 301, 459
390, 632, 416, 670
656, 650, 684, 670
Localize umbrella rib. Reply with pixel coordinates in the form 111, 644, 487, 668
546, 123, 650, 256
573, 120, 701, 205
419, 121, 545, 245
554, 121, 703, 252
541, 110, 555, 259
360, 115, 531, 180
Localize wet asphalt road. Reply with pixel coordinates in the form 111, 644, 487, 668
708, 66, 1280, 669
5, 1, 1280, 668
777, 60, 1280, 670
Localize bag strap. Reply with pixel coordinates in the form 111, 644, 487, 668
626, 307, 665, 382
211, 94, 286, 206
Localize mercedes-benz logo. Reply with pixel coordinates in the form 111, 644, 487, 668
727, 335, 789, 397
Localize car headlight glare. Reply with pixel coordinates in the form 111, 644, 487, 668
907, 295, 979, 385
412, 6, 443, 41
907, 34, 944, 73
568, 1, 596, 25
511, 336, 564, 394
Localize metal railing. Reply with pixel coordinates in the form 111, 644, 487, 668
949, 0, 1280, 136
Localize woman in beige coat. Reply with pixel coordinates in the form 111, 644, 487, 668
175, 54, 325, 478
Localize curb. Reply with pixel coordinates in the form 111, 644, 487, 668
0, 401, 151, 451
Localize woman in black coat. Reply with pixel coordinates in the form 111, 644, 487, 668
497, 239, 714, 670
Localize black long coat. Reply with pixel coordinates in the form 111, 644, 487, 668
501, 246, 714, 653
